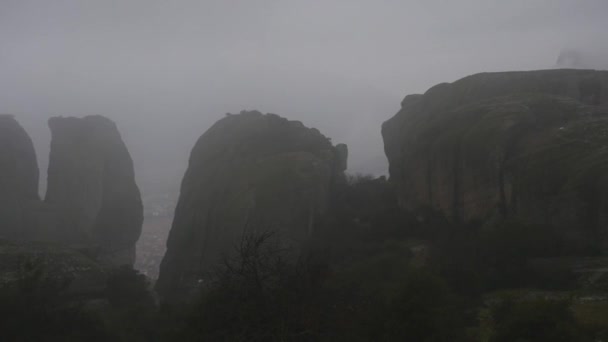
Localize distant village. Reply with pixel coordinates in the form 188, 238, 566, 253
136, 193, 176, 280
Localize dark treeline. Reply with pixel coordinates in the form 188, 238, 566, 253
1, 175, 607, 341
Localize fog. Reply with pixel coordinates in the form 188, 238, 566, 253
2, 0, 607, 199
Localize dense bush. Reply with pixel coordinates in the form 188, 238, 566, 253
381, 268, 469, 342
175, 231, 330, 341
170, 230, 473, 342
102, 265, 159, 341
490, 298, 587, 342
1, 179, 600, 341
0, 258, 111, 341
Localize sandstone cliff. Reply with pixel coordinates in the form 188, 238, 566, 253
157, 111, 346, 299
382, 69, 608, 249
45, 115, 143, 265
0, 115, 39, 239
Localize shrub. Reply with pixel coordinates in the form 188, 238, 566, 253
491, 297, 587, 342
0, 258, 111, 341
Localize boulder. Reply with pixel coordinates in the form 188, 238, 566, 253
157, 111, 345, 300
45, 115, 143, 265
382, 69, 608, 250
0, 115, 39, 239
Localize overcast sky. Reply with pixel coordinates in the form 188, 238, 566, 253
1, 0, 607, 196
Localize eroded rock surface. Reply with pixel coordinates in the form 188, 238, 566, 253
45, 115, 143, 265
382, 69, 608, 249
157, 111, 346, 299
0, 115, 39, 238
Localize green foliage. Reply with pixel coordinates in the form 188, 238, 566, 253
574, 301, 608, 340
102, 266, 160, 342
177, 231, 329, 341
428, 219, 579, 294
0, 259, 164, 342
167, 227, 477, 342
3, 172, 604, 341
319, 175, 416, 261
329, 240, 412, 302
0, 258, 111, 341
105, 265, 155, 309
381, 268, 469, 342
478, 220, 579, 290
490, 297, 587, 342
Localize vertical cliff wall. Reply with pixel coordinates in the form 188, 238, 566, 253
382, 69, 608, 250
45, 115, 143, 265
157, 111, 346, 300
0, 115, 39, 238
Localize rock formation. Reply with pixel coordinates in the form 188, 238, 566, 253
45, 115, 143, 265
0, 115, 39, 239
157, 111, 346, 299
382, 69, 608, 250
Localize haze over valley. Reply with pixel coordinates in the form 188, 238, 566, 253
2, 1, 608, 340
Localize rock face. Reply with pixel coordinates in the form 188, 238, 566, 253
0, 115, 39, 239
382, 69, 608, 249
45, 116, 143, 265
157, 111, 346, 299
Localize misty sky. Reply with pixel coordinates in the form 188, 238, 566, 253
1, 0, 607, 197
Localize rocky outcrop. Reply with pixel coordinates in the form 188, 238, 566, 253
0, 115, 39, 239
382, 69, 608, 250
45, 116, 143, 265
157, 111, 346, 299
